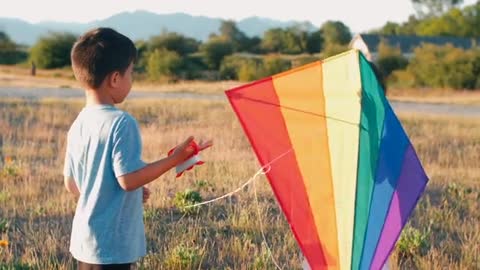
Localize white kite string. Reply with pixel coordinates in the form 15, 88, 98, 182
252, 171, 283, 270
186, 148, 292, 208
185, 148, 293, 270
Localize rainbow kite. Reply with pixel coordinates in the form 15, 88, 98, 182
225, 50, 428, 270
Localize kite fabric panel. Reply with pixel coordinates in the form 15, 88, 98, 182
225, 50, 429, 270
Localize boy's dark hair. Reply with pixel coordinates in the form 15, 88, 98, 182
71, 27, 137, 89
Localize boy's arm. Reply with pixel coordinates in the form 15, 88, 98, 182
117, 154, 182, 191
117, 136, 213, 191
64, 176, 80, 197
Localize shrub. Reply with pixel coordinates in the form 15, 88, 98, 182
146, 49, 182, 82
291, 55, 320, 68
165, 244, 202, 269
322, 43, 349, 58
408, 44, 480, 89
397, 226, 431, 262
237, 60, 264, 81
219, 55, 263, 81
262, 55, 291, 76
173, 189, 202, 214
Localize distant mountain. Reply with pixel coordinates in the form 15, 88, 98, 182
0, 11, 317, 46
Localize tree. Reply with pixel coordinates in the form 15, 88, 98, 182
0, 31, 28, 65
376, 40, 409, 78
306, 30, 323, 54
29, 32, 77, 69
415, 7, 470, 36
261, 28, 286, 53
201, 37, 234, 70
244, 36, 263, 54
412, 0, 463, 18
284, 25, 309, 54
320, 21, 352, 46
148, 32, 200, 56
463, 2, 480, 36
399, 15, 422, 35
219, 20, 250, 51
260, 28, 302, 54
134, 40, 148, 73
378, 22, 402, 35
0, 32, 11, 45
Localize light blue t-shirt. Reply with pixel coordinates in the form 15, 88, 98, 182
63, 104, 147, 264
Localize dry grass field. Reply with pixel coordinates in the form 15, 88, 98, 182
0, 98, 479, 269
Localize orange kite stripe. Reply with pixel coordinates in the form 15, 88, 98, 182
226, 77, 329, 268
272, 62, 339, 268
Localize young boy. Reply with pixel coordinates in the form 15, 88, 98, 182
63, 27, 212, 269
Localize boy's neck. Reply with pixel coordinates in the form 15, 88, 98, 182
85, 88, 115, 106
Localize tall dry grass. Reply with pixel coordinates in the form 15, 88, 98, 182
0, 99, 478, 269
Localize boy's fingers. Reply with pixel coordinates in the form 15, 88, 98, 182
199, 140, 213, 151
182, 136, 194, 147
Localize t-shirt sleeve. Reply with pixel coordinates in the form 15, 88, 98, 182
63, 133, 74, 178
111, 114, 147, 177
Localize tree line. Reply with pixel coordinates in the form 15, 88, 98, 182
1, 0, 479, 89
0, 20, 352, 80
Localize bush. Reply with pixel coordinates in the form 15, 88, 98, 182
219, 55, 262, 80
220, 54, 292, 81
180, 53, 208, 80
237, 60, 265, 81
322, 43, 349, 58
146, 48, 182, 82
29, 32, 77, 69
165, 244, 202, 269
389, 70, 416, 88
173, 189, 202, 214
408, 44, 480, 89
262, 55, 291, 76
291, 55, 320, 68
219, 55, 242, 80
397, 226, 430, 262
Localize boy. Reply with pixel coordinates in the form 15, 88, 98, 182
63, 27, 212, 269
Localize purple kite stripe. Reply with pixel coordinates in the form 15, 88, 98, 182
370, 144, 429, 269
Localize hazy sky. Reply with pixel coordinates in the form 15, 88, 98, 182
0, 0, 477, 33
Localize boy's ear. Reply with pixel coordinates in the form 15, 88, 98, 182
108, 71, 121, 88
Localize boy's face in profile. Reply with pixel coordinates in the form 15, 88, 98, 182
110, 62, 134, 104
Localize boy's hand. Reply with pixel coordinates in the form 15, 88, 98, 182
172, 136, 213, 163
143, 186, 151, 203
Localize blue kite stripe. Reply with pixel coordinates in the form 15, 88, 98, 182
359, 103, 411, 270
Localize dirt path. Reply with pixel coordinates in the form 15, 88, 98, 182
1, 87, 479, 118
